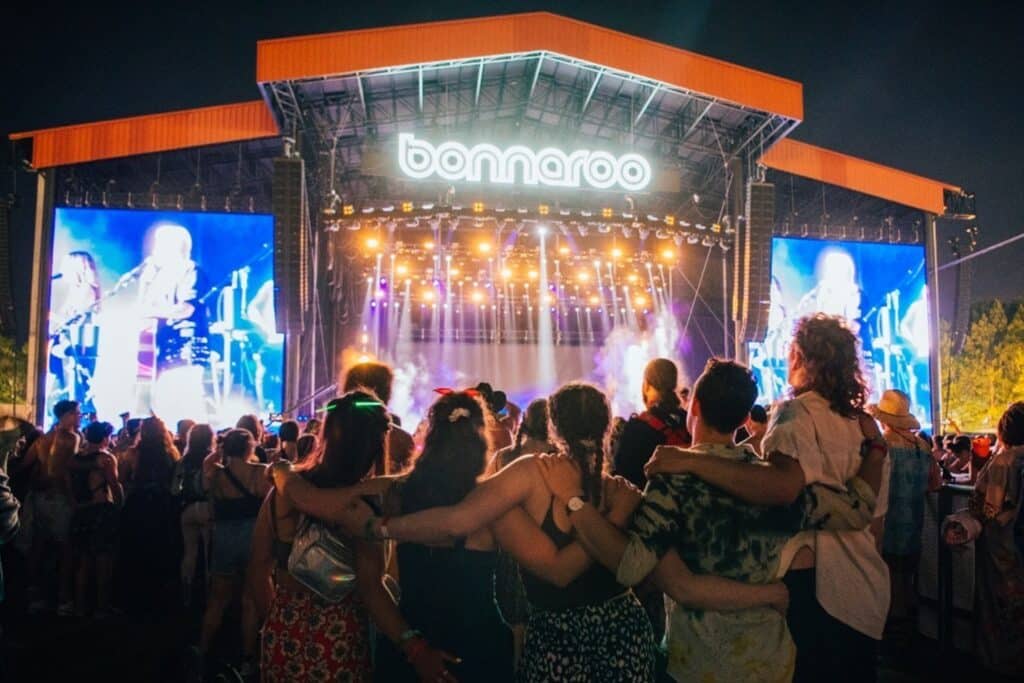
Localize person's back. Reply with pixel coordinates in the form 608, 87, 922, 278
378, 479, 511, 682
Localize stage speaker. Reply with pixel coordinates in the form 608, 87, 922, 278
741, 181, 775, 344
272, 157, 309, 333
0, 200, 13, 335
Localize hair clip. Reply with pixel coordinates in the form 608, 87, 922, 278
448, 408, 471, 423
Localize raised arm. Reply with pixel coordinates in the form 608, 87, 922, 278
271, 463, 383, 537
379, 458, 538, 544
651, 550, 788, 613
491, 505, 592, 588
646, 447, 806, 506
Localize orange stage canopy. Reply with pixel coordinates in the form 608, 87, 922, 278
760, 139, 960, 215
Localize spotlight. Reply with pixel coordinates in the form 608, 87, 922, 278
558, 246, 571, 256
634, 294, 648, 307
528, 270, 538, 280
401, 201, 413, 213
577, 271, 590, 284
601, 207, 613, 218
449, 268, 460, 277
589, 295, 600, 305
543, 293, 555, 305
473, 201, 484, 213
422, 289, 435, 302
501, 268, 513, 279
611, 248, 623, 260
538, 204, 550, 216
366, 237, 380, 250
627, 273, 639, 284
424, 240, 435, 250
478, 242, 492, 254
537, 225, 548, 236
665, 215, 675, 226
661, 248, 676, 261
396, 265, 408, 276
471, 290, 485, 303
342, 204, 355, 216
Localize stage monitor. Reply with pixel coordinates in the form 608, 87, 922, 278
47, 208, 280, 429
748, 237, 932, 430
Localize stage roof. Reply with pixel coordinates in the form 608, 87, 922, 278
10, 12, 967, 217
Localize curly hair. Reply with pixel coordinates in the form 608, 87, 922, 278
402, 391, 490, 514
298, 391, 391, 488
998, 402, 1024, 447
791, 314, 869, 418
548, 382, 611, 505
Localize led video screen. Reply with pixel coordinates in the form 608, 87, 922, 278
47, 208, 280, 428
749, 237, 932, 429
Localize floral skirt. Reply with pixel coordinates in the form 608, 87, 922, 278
520, 592, 656, 682
261, 584, 371, 682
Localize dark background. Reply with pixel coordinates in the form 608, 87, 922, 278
3, 0, 1023, 343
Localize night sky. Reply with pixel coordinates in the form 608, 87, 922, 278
2, 0, 1022, 342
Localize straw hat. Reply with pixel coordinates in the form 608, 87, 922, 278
868, 390, 921, 431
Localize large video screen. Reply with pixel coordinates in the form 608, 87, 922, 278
47, 208, 280, 429
749, 237, 932, 429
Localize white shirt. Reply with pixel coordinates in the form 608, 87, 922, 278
763, 391, 891, 639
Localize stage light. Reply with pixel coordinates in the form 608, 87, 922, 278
401, 201, 413, 213
361, 333, 369, 344
558, 246, 571, 256
537, 225, 548, 236
422, 289, 435, 302
478, 242, 492, 254
473, 201, 484, 213
627, 273, 639, 284
634, 294, 648, 307
342, 204, 355, 216
538, 204, 550, 216
611, 247, 623, 260
589, 295, 600, 305
602, 207, 613, 218
424, 240, 435, 250
358, 354, 371, 363
501, 268, 513, 279
471, 290, 485, 303
711, 223, 722, 233
396, 264, 408, 276
366, 237, 380, 250
528, 270, 538, 280
576, 271, 590, 284
543, 293, 555, 305
665, 215, 675, 226
449, 268, 460, 277
661, 248, 676, 261
592, 260, 601, 269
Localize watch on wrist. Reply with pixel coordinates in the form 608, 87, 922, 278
567, 495, 587, 513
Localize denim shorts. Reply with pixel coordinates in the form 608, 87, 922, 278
210, 517, 257, 577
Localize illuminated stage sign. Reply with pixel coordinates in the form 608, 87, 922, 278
398, 133, 652, 192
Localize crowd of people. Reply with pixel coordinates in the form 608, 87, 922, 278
0, 312, 1022, 681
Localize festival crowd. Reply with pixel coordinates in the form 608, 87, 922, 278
0, 313, 1022, 681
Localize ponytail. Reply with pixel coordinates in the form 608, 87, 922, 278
549, 383, 610, 507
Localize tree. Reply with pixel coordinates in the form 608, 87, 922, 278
942, 300, 1024, 432
0, 335, 28, 406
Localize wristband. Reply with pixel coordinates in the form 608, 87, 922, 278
399, 628, 422, 644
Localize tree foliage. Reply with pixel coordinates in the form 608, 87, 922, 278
0, 335, 28, 406
942, 300, 1024, 431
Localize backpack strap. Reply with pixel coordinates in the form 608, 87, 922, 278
637, 412, 668, 433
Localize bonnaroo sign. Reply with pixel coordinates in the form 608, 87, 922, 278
397, 133, 652, 192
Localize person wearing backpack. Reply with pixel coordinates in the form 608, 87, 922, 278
611, 358, 690, 650
174, 423, 214, 607
613, 358, 691, 491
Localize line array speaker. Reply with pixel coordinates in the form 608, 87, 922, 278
741, 181, 775, 344
272, 157, 309, 333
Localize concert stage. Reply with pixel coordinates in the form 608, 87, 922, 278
10, 13, 974, 428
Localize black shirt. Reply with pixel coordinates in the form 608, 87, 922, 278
612, 405, 689, 490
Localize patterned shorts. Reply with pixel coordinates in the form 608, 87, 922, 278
520, 592, 656, 682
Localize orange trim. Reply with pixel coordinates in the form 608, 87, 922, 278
10, 101, 279, 169
760, 139, 960, 215
256, 12, 803, 120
